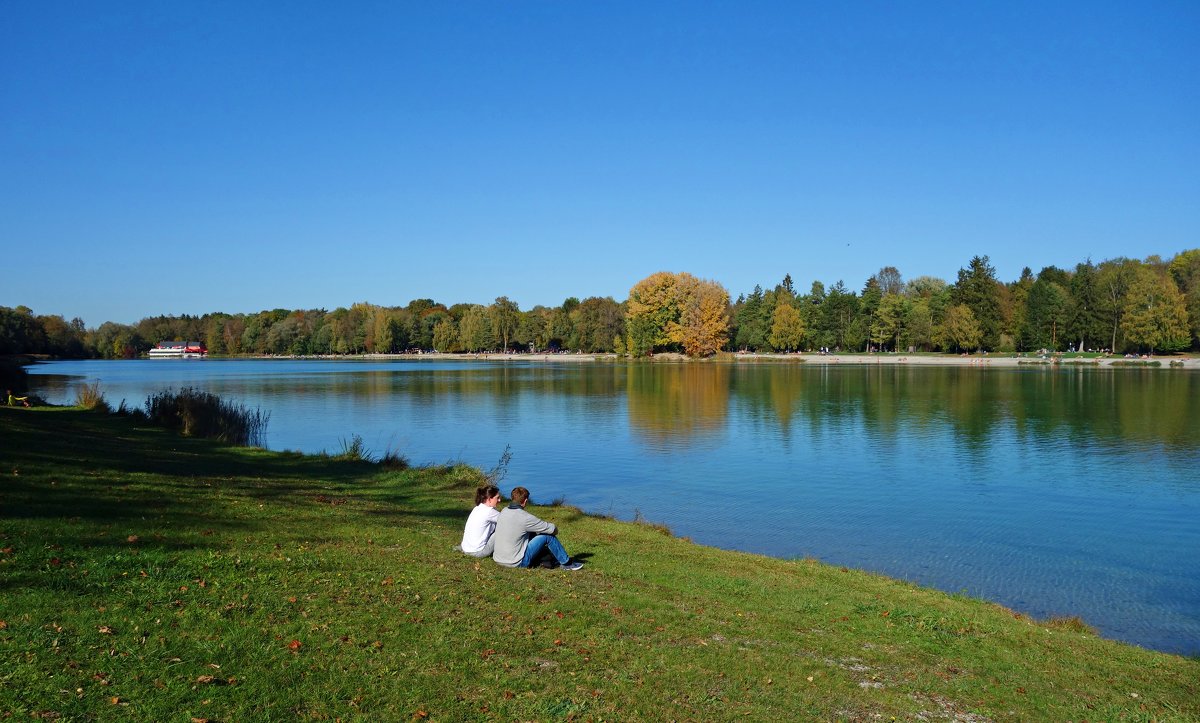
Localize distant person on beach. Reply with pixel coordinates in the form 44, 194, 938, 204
460, 484, 502, 557
492, 486, 583, 570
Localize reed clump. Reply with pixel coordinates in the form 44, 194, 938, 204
142, 386, 270, 446
73, 381, 110, 412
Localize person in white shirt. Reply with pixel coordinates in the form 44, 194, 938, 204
460, 484, 502, 557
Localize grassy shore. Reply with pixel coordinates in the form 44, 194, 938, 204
1, 406, 1197, 721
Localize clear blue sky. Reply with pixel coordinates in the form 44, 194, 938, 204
3, 1, 1197, 326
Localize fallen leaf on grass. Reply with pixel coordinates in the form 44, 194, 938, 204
98, 626, 115, 635
0, 620, 7, 630
126, 535, 139, 543
288, 639, 303, 651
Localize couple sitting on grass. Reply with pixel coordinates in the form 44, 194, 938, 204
460, 484, 584, 571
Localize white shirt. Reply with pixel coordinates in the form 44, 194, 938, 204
460, 503, 500, 555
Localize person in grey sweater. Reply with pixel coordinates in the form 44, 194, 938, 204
491, 486, 583, 570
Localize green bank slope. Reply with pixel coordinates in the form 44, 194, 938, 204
1, 407, 1196, 721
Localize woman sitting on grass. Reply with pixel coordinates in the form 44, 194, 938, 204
460, 484, 502, 557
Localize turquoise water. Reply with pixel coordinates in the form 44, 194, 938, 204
26, 359, 1200, 655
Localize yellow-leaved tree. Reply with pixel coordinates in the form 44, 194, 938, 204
626, 272, 730, 357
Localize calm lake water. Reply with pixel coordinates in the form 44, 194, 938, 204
26, 359, 1200, 655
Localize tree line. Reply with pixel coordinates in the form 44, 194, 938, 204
3, 250, 1198, 359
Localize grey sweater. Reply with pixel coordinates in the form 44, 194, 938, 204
492, 504, 557, 567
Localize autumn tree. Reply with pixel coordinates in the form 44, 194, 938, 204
767, 300, 805, 352
626, 272, 730, 357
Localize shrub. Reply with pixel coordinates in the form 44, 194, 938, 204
378, 447, 410, 470
74, 381, 111, 412
143, 387, 269, 447
334, 434, 371, 461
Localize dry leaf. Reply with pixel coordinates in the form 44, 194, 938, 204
126, 535, 139, 543
288, 639, 302, 651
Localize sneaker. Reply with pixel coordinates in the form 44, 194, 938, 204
561, 560, 584, 571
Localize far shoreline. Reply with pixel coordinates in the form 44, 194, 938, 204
243, 350, 1200, 369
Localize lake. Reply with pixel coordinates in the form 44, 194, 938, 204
25, 358, 1200, 655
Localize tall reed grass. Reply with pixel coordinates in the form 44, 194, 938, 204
143, 387, 270, 447
74, 381, 110, 412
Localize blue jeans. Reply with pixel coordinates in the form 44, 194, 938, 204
520, 534, 569, 567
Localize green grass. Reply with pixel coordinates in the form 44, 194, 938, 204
2, 406, 1198, 721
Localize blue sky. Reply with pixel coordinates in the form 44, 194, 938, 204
3, 1, 1197, 326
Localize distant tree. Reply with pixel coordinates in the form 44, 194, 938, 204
1023, 278, 1069, 350
904, 275, 947, 299
950, 255, 1002, 350
626, 272, 684, 356
818, 281, 858, 351
873, 294, 908, 352
573, 297, 624, 353
490, 296, 520, 352
734, 285, 769, 351
779, 273, 795, 296
809, 280, 826, 304
1006, 268, 1035, 350
873, 266, 904, 296
626, 271, 729, 357
940, 304, 982, 353
903, 297, 935, 351
1167, 248, 1200, 347
1121, 267, 1190, 355
852, 278, 883, 351
432, 318, 458, 352
1097, 258, 1140, 352
1066, 260, 1105, 352
515, 308, 549, 351
458, 305, 491, 352
768, 300, 805, 352
679, 278, 730, 357
221, 317, 245, 355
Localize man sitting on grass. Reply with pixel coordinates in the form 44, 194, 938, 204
492, 486, 583, 571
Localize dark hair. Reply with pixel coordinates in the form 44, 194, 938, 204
510, 486, 529, 505
474, 485, 500, 506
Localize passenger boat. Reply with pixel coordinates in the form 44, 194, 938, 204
148, 341, 208, 358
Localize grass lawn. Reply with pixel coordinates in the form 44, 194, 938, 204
1, 405, 1197, 721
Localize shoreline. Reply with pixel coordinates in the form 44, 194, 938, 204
258, 351, 1200, 369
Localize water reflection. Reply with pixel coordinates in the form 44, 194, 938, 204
626, 363, 730, 445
